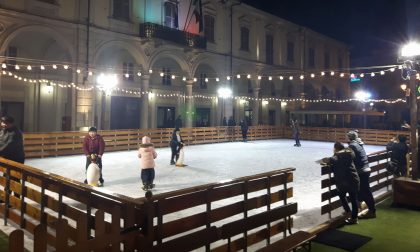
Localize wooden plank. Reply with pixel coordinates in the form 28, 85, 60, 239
256, 231, 315, 252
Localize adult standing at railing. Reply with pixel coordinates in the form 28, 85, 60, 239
0, 115, 25, 198
386, 135, 409, 177
240, 118, 248, 142
291, 118, 301, 147
83, 127, 105, 186
347, 130, 376, 219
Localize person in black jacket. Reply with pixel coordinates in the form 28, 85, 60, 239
386, 135, 409, 177
347, 130, 376, 219
0, 115, 25, 164
323, 142, 360, 224
170, 128, 183, 165
0, 115, 25, 199
239, 119, 248, 142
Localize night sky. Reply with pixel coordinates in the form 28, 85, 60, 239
242, 0, 409, 68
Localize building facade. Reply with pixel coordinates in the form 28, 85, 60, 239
0, 0, 350, 132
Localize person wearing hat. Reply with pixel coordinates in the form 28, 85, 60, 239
82, 127, 105, 186
347, 130, 376, 219
138, 135, 157, 190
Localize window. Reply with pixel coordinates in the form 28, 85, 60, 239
308, 48, 315, 68
113, 0, 130, 21
247, 80, 253, 93
6, 46, 17, 68
123, 62, 134, 81
240, 27, 249, 51
338, 56, 343, 69
164, 1, 178, 29
324, 53, 330, 69
266, 34, 274, 65
162, 68, 171, 86
287, 42, 294, 62
199, 74, 207, 89
270, 82, 276, 96
204, 15, 215, 43
37, 0, 56, 4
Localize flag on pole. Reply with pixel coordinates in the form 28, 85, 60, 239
192, 0, 203, 32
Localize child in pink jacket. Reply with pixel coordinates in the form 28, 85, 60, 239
138, 136, 157, 191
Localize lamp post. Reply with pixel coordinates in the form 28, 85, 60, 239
218, 87, 232, 125
96, 73, 118, 129
354, 90, 371, 129
400, 42, 420, 180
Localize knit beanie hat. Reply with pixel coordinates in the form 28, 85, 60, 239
142, 136, 151, 144
347, 130, 358, 140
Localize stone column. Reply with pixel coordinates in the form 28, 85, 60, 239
185, 80, 194, 128
252, 87, 260, 126
140, 75, 150, 129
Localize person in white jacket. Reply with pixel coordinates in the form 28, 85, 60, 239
138, 136, 157, 191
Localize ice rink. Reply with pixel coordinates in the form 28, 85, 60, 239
26, 139, 384, 230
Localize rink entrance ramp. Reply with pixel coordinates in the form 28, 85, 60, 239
0, 157, 303, 251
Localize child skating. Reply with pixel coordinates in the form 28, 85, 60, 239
138, 135, 157, 191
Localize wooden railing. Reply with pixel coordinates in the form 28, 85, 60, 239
23, 126, 406, 158
1, 156, 299, 251
320, 150, 393, 218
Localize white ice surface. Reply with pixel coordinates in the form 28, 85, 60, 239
25, 139, 384, 230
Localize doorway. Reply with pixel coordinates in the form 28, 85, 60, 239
110, 97, 140, 129
157, 106, 175, 128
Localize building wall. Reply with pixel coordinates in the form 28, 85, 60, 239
0, 0, 350, 132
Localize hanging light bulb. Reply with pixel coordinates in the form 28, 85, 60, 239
216, 77, 219, 82
289, 76, 293, 80
27, 65, 32, 70
63, 65, 69, 70
125, 73, 129, 78
269, 76, 273, 81
350, 73, 355, 78
340, 73, 345, 77
205, 78, 208, 82
52, 64, 57, 69
371, 72, 375, 77
310, 73, 315, 78
227, 76, 231, 80
88, 71, 93, 76
1, 63, 6, 69
236, 74, 241, 79
390, 67, 395, 72
171, 75, 175, 79
279, 76, 284, 80
40, 65, 45, 70
182, 76, 186, 81
76, 69, 81, 74
321, 71, 325, 76
330, 71, 335, 76
380, 71, 385, 75
300, 75, 304, 80
247, 74, 251, 79
360, 73, 365, 78
137, 72, 142, 76
15, 65, 20, 70
160, 72, 164, 77
149, 69, 153, 73
257, 76, 262, 80
193, 77, 197, 82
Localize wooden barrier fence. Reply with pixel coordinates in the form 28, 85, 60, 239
23, 126, 407, 158
320, 150, 393, 218
1, 156, 299, 251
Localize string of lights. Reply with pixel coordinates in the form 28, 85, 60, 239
0, 70, 409, 104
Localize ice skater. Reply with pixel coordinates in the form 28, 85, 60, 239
170, 128, 183, 165
291, 118, 301, 147
138, 135, 157, 191
239, 119, 248, 142
83, 127, 105, 186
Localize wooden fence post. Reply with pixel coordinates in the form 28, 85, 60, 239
8, 229, 24, 252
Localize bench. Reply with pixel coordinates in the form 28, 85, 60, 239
257, 230, 315, 252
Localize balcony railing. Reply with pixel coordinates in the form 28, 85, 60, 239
139, 22, 206, 49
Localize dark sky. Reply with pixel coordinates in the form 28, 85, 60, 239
242, 0, 409, 67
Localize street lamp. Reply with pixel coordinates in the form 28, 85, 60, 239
400, 41, 420, 180
218, 87, 232, 125
354, 90, 371, 129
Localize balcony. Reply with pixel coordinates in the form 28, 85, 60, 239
139, 22, 206, 49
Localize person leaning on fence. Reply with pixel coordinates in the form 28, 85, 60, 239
83, 127, 105, 186
347, 130, 376, 219
0, 115, 25, 199
323, 142, 360, 225
239, 119, 248, 142
386, 135, 409, 177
